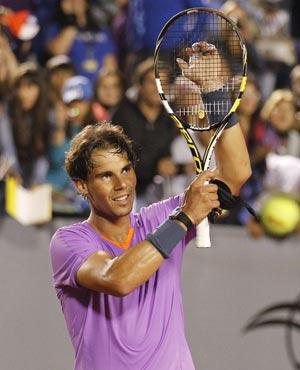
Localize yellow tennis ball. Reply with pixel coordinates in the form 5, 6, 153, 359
260, 194, 300, 238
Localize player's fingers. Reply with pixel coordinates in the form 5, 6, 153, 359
197, 170, 217, 184
192, 41, 216, 53
211, 199, 220, 209
205, 183, 218, 193
204, 43, 217, 55
192, 41, 207, 51
194, 42, 217, 57
176, 58, 189, 73
207, 191, 219, 201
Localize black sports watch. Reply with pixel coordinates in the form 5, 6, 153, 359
169, 207, 194, 231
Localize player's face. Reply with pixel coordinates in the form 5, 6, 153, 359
81, 149, 137, 220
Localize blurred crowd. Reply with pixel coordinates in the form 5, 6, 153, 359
0, 0, 299, 238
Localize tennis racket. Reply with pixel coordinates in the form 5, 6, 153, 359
154, 7, 247, 247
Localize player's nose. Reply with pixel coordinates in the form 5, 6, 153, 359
113, 175, 127, 189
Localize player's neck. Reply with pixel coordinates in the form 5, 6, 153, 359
87, 213, 131, 244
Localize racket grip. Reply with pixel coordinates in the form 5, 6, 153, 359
195, 217, 211, 248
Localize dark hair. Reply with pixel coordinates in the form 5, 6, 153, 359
65, 122, 136, 180
133, 57, 154, 86
9, 65, 50, 178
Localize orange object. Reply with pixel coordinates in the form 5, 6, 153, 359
1, 10, 39, 40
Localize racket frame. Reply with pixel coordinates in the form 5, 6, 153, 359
154, 7, 248, 246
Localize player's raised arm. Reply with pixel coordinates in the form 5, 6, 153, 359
50, 123, 219, 298
176, 40, 251, 194
213, 123, 251, 195
75, 170, 219, 297
154, 7, 250, 247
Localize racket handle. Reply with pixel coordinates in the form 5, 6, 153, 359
196, 217, 211, 248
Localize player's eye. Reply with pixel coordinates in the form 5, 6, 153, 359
122, 164, 132, 174
97, 172, 112, 181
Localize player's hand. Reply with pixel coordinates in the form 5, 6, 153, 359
181, 170, 220, 225
176, 41, 226, 92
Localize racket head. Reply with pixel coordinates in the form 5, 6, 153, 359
154, 7, 247, 131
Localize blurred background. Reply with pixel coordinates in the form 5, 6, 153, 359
0, 0, 299, 369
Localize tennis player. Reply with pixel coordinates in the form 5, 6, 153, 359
50, 117, 250, 370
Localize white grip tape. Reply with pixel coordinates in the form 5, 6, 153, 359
195, 217, 211, 248
195, 179, 211, 248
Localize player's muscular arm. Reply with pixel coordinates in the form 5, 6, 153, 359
77, 242, 164, 297
77, 171, 219, 297
215, 124, 251, 194
199, 124, 251, 194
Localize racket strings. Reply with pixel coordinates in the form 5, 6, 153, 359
156, 9, 245, 130
175, 75, 241, 116
176, 100, 231, 116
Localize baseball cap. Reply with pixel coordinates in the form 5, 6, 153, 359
62, 76, 93, 104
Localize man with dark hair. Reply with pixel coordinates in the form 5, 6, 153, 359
50, 118, 251, 370
64, 122, 137, 181
111, 58, 178, 208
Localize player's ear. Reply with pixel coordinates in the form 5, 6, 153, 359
74, 179, 88, 197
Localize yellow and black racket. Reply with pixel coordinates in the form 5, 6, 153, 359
154, 7, 247, 247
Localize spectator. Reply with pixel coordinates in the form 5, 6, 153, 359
46, 75, 95, 189
46, 54, 76, 135
242, 88, 300, 234
146, 132, 198, 205
221, 1, 266, 82
62, 75, 97, 130
0, 5, 41, 63
252, 0, 296, 98
0, 32, 18, 100
45, 0, 118, 84
46, 54, 76, 106
290, 0, 300, 63
7, 62, 50, 187
124, 0, 205, 79
250, 89, 299, 160
290, 64, 300, 134
46, 75, 96, 215
0, 32, 18, 212
111, 58, 177, 209
92, 68, 126, 122
237, 75, 262, 142
111, 0, 129, 72
246, 89, 298, 196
